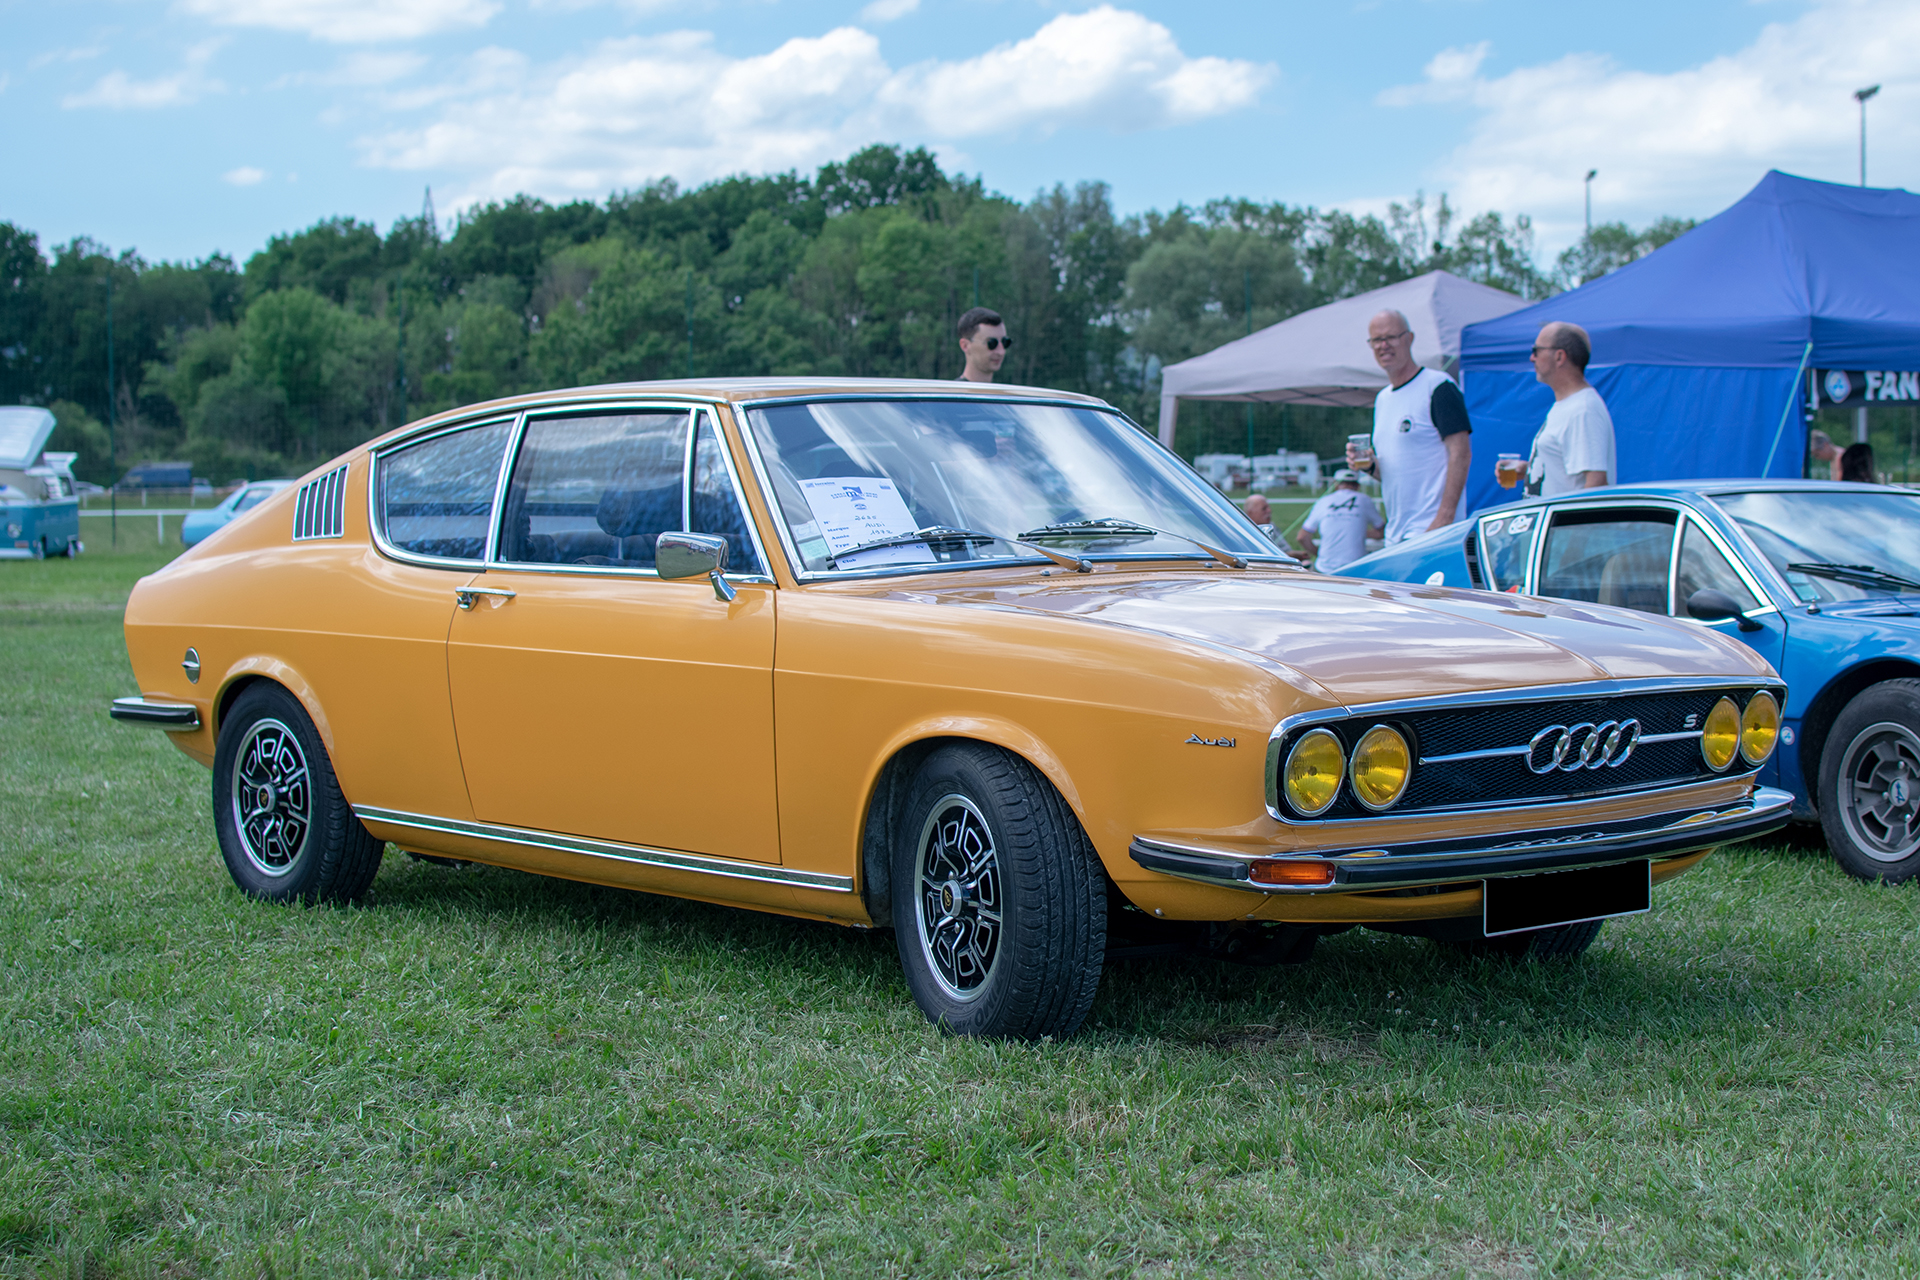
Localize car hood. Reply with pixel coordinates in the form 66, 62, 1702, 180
882, 569, 1774, 706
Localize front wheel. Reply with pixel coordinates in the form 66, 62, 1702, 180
1818, 679, 1920, 882
212, 682, 383, 902
890, 744, 1106, 1039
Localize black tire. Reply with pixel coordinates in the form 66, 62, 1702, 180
1451, 918, 1604, 960
1817, 679, 1920, 883
890, 743, 1106, 1039
212, 683, 383, 903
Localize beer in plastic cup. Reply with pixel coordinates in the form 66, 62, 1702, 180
1347, 432, 1374, 468
1496, 452, 1526, 489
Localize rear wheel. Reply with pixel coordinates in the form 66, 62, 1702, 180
890, 743, 1105, 1039
1818, 679, 1920, 883
213, 683, 383, 903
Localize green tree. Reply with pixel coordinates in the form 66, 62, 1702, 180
1555, 216, 1696, 287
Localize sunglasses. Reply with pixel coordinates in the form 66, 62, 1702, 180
1529, 345, 1560, 357
976, 336, 1013, 351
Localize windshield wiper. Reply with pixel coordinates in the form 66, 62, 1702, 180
1020, 517, 1254, 570
1785, 561, 1920, 592
827, 525, 1091, 573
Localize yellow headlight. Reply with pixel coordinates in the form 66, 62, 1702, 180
1741, 691, 1781, 764
1701, 696, 1740, 771
1350, 724, 1412, 811
1284, 728, 1345, 816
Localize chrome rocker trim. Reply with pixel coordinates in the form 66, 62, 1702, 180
353, 805, 855, 894
108, 696, 201, 730
1132, 785, 1793, 895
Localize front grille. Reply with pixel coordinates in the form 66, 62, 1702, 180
1269, 683, 1771, 820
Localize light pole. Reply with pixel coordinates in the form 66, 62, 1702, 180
1855, 85, 1880, 186
1584, 169, 1597, 235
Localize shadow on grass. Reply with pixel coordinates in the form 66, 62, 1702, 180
352, 847, 1789, 1053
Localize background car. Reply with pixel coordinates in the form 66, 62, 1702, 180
111, 382, 1785, 1040
179, 479, 293, 548
1344, 479, 1920, 883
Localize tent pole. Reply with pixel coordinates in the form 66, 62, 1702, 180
1761, 341, 1815, 477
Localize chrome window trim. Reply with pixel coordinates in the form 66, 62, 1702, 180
730, 396, 1289, 584
354, 805, 853, 893
1261, 675, 1788, 822
698, 407, 777, 580
1520, 496, 1782, 622
680, 407, 697, 532
366, 413, 524, 572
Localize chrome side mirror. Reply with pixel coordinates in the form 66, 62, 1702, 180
656, 531, 736, 602
1687, 587, 1762, 632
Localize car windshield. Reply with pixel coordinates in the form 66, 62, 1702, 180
743, 398, 1285, 575
1713, 489, 1920, 602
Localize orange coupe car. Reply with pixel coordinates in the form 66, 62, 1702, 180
113, 380, 1789, 1038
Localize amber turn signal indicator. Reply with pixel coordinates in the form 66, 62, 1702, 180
1701, 696, 1740, 771
1249, 859, 1337, 886
1284, 728, 1345, 816
1740, 691, 1780, 764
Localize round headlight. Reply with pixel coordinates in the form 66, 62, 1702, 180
1350, 724, 1412, 811
1701, 696, 1740, 771
1740, 691, 1780, 764
1284, 728, 1345, 816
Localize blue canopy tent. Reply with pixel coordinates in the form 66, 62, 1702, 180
1457, 171, 1920, 516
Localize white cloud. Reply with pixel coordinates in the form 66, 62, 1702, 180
176, 0, 500, 43
224, 165, 267, 185
30, 46, 103, 70
62, 42, 224, 109
860, 0, 918, 23
360, 6, 1272, 209
1380, 0, 1920, 253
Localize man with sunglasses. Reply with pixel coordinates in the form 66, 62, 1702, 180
1526, 321, 1613, 494
957, 307, 1012, 383
1346, 308, 1472, 544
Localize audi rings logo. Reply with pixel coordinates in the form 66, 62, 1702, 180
1526, 720, 1642, 774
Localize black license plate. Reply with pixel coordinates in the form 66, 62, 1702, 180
1482, 860, 1650, 937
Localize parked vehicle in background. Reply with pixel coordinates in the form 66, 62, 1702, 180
180, 480, 295, 548
0, 408, 82, 559
1343, 480, 1920, 883
117, 461, 193, 490
111, 380, 1786, 1039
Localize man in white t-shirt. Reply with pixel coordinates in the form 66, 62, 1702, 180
1347, 309, 1472, 544
1298, 470, 1384, 573
1527, 321, 1615, 495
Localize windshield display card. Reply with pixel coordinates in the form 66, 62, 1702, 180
798, 477, 936, 568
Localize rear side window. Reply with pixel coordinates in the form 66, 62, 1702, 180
1538, 508, 1677, 614
1476, 511, 1539, 593
377, 421, 513, 562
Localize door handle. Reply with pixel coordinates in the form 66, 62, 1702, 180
454, 586, 517, 611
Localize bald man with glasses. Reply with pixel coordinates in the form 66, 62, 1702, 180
1346, 309, 1473, 544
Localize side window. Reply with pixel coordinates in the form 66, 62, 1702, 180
497, 411, 689, 570
235, 486, 273, 513
1538, 509, 1677, 614
378, 421, 513, 562
1674, 518, 1761, 615
1477, 511, 1539, 592
690, 413, 766, 576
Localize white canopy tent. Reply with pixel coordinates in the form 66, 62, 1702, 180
1156, 270, 1528, 447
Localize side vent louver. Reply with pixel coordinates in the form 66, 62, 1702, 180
292, 464, 348, 541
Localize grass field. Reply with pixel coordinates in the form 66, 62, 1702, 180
3, 544, 1918, 1278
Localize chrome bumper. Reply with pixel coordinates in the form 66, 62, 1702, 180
1131, 786, 1793, 894
109, 696, 201, 731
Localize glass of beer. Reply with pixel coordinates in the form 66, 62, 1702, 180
1496, 452, 1526, 489
1347, 432, 1374, 469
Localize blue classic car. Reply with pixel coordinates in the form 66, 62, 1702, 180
180, 479, 293, 548
1343, 480, 1920, 883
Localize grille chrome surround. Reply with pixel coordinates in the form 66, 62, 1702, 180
292, 464, 348, 541
1264, 677, 1787, 823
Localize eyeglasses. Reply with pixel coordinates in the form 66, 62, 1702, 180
1365, 332, 1410, 347
979, 336, 1012, 351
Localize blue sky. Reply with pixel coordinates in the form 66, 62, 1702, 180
2, 0, 1914, 267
